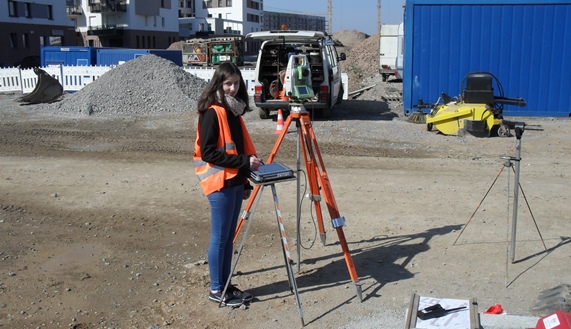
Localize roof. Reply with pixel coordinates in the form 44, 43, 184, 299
245, 30, 327, 42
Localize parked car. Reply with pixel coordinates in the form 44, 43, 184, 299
246, 30, 346, 119
14, 56, 41, 69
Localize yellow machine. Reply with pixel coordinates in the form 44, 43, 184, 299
424, 72, 526, 137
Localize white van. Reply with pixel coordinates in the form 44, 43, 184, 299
246, 30, 346, 119
379, 22, 404, 82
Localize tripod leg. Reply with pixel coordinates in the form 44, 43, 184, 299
233, 114, 295, 243
297, 116, 327, 245
453, 165, 506, 245
298, 115, 363, 302
270, 184, 305, 325
220, 185, 266, 307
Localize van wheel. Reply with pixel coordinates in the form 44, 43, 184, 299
258, 108, 269, 119
382, 74, 388, 82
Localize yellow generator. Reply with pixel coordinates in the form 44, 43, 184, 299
425, 72, 526, 137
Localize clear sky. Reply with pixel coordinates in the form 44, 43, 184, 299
263, 0, 405, 35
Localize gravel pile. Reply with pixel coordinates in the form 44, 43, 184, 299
339, 32, 382, 91
32, 32, 398, 118
41, 54, 208, 116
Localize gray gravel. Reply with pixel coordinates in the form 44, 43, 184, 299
38, 54, 208, 116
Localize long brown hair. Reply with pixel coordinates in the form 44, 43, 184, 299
197, 62, 251, 114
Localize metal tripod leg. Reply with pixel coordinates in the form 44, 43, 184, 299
223, 182, 305, 325
220, 184, 266, 308
296, 114, 363, 302
269, 183, 305, 326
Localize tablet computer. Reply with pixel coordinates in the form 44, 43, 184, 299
249, 162, 295, 184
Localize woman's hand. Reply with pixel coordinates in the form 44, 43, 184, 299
249, 156, 262, 171
243, 189, 252, 200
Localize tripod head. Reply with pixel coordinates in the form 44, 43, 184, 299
514, 122, 525, 140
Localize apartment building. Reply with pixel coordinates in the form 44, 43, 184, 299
263, 11, 326, 32
1, 0, 326, 67
1, 0, 76, 67
179, 0, 194, 18
70, 0, 179, 49
196, 0, 262, 35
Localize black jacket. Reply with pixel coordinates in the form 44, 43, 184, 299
198, 107, 252, 188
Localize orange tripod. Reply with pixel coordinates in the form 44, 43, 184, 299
233, 104, 363, 303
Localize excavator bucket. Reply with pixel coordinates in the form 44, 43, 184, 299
18, 67, 63, 104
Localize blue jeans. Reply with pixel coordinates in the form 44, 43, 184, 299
207, 185, 244, 291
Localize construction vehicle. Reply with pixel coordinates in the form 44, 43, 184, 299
17, 67, 63, 104
424, 72, 526, 137
181, 37, 243, 66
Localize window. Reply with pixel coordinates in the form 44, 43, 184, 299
226, 0, 232, 6
47, 5, 53, 20
22, 33, 29, 48
25, 3, 31, 18
8, 1, 17, 17
10, 33, 18, 48
49, 36, 62, 46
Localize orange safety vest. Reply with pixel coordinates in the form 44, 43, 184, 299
194, 104, 256, 195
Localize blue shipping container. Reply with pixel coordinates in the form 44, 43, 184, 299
41, 46, 97, 67
403, 0, 571, 117
95, 49, 183, 67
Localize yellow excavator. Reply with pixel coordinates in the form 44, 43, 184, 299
17, 67, 63, 104
423, 72, 526, 137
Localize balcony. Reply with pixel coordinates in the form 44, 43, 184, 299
87, 24, 127, 36
66, 5, 82, 16
89, 0, 127, 14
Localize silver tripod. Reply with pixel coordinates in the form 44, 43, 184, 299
220, 178, 305, 326
454, 122, 547, 263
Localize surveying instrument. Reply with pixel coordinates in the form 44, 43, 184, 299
453, 122, 546, 283
220, 54, 362, 324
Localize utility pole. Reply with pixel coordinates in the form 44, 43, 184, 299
377, 0, 381, 35
327, 0, 332, 35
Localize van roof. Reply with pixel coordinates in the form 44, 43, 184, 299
246, 30, 328, 42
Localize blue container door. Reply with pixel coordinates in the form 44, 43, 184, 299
404, 1, 571, 117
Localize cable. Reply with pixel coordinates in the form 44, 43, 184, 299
297, 167, 318, 250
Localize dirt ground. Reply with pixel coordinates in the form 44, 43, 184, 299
1, 86, 570, 329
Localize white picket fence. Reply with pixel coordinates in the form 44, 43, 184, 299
0, 65, 348, 99
0, 65, 258, 96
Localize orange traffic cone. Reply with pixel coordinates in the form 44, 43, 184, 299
275, 109, 284, 134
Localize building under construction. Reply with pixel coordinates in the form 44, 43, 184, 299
263, 11, 326, 32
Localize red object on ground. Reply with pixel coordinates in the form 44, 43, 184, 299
484, 304, 504, 314
534, 311, 571, 329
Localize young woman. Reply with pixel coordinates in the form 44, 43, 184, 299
194, 62, 263, 307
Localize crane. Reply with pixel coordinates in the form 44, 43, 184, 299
327, 0, 332, 35
378, 0, 381, 35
